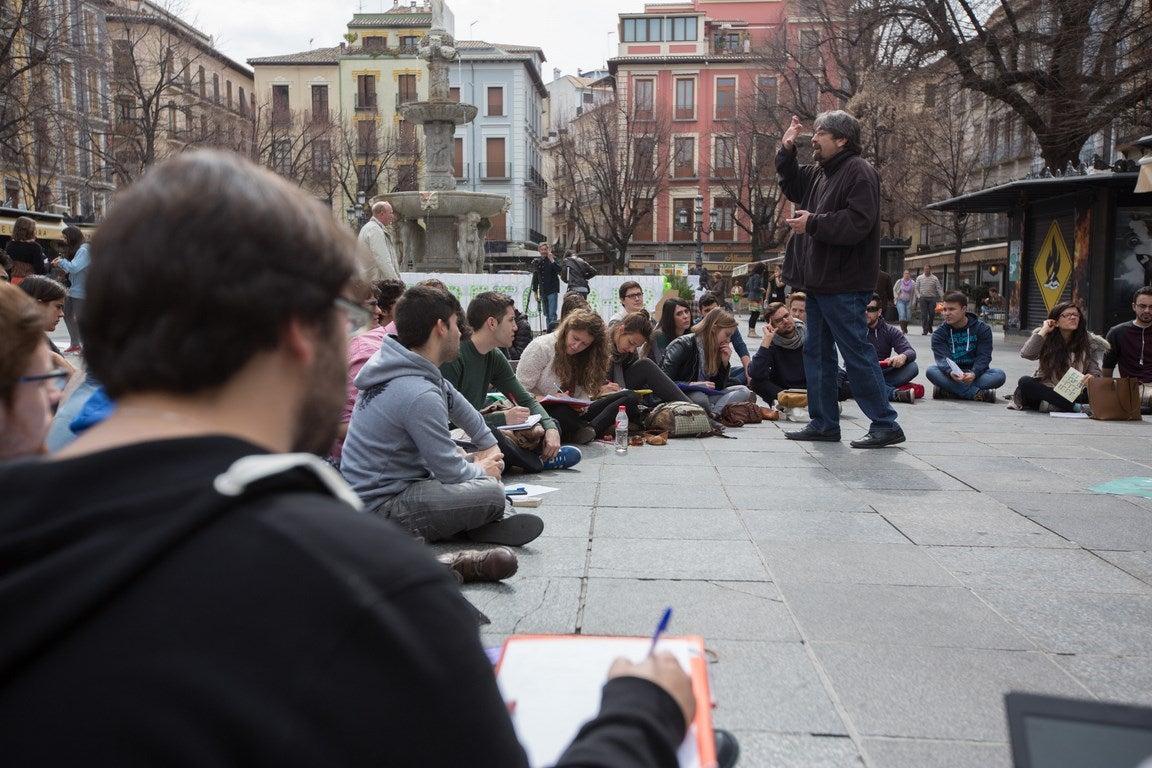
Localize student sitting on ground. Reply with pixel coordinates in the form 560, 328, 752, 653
653, 298, 693, 366
442, 291, 580, 472
660, 309, 756, 417
1008, 301, 1105, 413
697, 292, 751, 383
607, 312, 695, 410
749, 301, 808, 406
341, 284, 544, 548
860, 292, 919, 404
517, 308, 637, 443
927, 291, 1006, 402
500, 297, 534, 360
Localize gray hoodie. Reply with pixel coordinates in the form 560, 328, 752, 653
340, 335, 497, 512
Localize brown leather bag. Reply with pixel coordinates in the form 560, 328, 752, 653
1086, 377, 1142, 421
719, 400, 763, 428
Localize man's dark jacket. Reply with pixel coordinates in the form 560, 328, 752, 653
776, 145, 881, 295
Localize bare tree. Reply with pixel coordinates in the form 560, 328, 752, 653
328, 115, 408, 213
550, 100, 673, 270
250, 101, 336, 189
881, 0, 1152, 170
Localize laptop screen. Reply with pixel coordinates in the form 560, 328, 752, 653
1007, 692, 1152, 768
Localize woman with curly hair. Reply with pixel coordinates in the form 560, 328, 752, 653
516, 308, 634, 443
660, 309, 755, 417
1010, 301, 1107, 413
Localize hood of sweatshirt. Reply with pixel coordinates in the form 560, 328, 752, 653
354, 333, 445, 395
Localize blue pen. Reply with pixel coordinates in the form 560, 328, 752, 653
648, 606, 673, 656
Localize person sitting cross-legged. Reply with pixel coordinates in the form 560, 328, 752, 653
442, 291, 580, 473
858, 292, 919, 404
341, 284, 544, 547
748, 301, 807, 406
926, 291, 1006, 402
660, 309, 755, 418
1009, 301, 1105, 413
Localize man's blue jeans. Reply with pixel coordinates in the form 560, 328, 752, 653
883, 361, 920, 398
804, 292, 899, 435
925, 365, 1006, 399
543, 292, 559, 328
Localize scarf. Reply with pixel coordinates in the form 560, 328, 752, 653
897, 277, 915, 299
772, 320, 805, 350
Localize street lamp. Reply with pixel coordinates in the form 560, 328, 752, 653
347, 190, 367, 231
677, 194, 719, 272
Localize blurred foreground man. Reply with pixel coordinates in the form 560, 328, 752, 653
0, 150, 694, 767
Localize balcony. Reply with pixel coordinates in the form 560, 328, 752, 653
526, 166, 548, 195
354, 96, 377, 112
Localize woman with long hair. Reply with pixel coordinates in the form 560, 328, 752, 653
517, 308, 635, 443
608, 312, 694, 408
745, 263, 765, 337
1011, 301, 1106, 412
660, 309, 754, 417
52, 226, 91, 353
18, 275, 75, 376
653, 298, 692, 365
892, 269, 916, 333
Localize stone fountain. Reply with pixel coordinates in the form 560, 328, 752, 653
385, 0, 509, 273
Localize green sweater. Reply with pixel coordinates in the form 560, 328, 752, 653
440, 340, 559, 432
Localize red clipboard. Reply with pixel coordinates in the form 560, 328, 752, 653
495, 634, 716, 767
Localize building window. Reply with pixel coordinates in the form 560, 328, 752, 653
112, 40, 131, 78
238, 87, 247, 116
397, 163, 418, 191
713, 136, 735, 176
673, 136, 695, 178
634, 205, 653, 241
453, 137, 464, 178
800, 30, 820, 66
357, 120, 377, 154
226, 80, 232, 109
673, 197, 694, 241
198, 66, 205, 98
182, 58, 191, 89
212, 73, 219, 103
487, 86, 504, 117
312, 140, 331, 173
713, 197, 735, 237
715, 77, 735, 119
798, 76, 819, 112
487, 211, 507, 241
356, 75, 377, 110
398, 73, 417, 105
115, 96, 135, 124
674, 78, 694, 120
272, 139, 291, 175
621, 15, 696, 42
484, 137, 507, 179
634, 78, 654, 120
399, 35, 419, 52
756, 76, 777, 111
633, 137, 656, 179
271, 84, 290, 125
670, 16, 697, 41
311, 85, 328, 123
449, 86, 460, 103
363, 35, 385, 51
358, 163, 377, 195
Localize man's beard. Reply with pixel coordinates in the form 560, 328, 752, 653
292, 330, 347, 456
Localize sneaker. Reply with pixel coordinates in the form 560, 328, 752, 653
932, 385, 953, 400
973, 389, 998, 403
573, 425, 597, 445
466, 513, 544, 547
62, 345, 82, 354
891, 388, 915, 404
541, 445, 582, 470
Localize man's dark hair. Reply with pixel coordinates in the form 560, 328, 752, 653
374, 278, 406, 313
699, 291, 720, 309
942, 291, 968, 306
618, 280, 641, 301
83, 150, 357, 398
1134, 286, 1152, 302
394, 284, 461, 349
869, 293, 882, 306
466, 291, 513, 331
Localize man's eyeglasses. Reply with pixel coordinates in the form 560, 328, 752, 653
624, 292, 644, 300
19, 369, 70, 388
334, 297, 373, 335
865, 305, 881, 312
1136, 303, 1152, 312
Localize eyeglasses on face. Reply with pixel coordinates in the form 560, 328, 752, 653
18, 368, 70, 388
624, 292, 644, 300
1058, 311, 1080, 320
334, 297, 373, 335
1136, 303, 1152, 311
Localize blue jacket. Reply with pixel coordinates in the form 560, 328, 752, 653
931, 312, 994, 376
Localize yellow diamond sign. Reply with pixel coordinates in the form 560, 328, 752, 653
1033, 220, 1072, 312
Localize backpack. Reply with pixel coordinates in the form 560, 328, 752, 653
643, 401, 713, 437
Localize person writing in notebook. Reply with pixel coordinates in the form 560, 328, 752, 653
0, 150, 697, 767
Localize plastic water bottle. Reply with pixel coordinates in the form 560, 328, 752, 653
614, 406, 629, 455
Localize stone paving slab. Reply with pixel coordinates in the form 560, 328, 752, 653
455, 330, 1152, 766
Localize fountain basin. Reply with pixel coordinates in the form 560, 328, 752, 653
400, 101, 477, 126
386, 190, 509, 220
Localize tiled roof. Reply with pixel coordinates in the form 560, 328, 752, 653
248, 45, 344, 65
348, 13, 431, 28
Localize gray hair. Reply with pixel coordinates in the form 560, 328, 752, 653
814, 110, 861, 154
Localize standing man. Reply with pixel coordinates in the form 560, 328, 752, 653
560, 250, 597, 297
356, 201, 401, 281
914, 264, 943, 335
530, 242, 562, 329
776, 111, 904, 448
1102, 286, 1152, 413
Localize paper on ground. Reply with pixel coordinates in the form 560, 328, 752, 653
503, 483, 559, 498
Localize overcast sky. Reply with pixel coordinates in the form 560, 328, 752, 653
181, 0, 649, 80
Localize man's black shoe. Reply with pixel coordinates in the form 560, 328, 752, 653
850, 429, 906, 449
466, 513, 544, 546
784, 426, 841, 442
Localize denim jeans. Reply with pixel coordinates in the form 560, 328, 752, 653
883, 360, 919, 397
804, 292, 899, 434
686, 385, 753, 417
543, 292, 559, 327
925, 365, 1007, 399
895, 299, 911, 322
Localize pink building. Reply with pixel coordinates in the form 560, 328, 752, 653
608, 0, 829, 278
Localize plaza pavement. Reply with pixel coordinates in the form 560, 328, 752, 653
454, 325, 1152, 768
